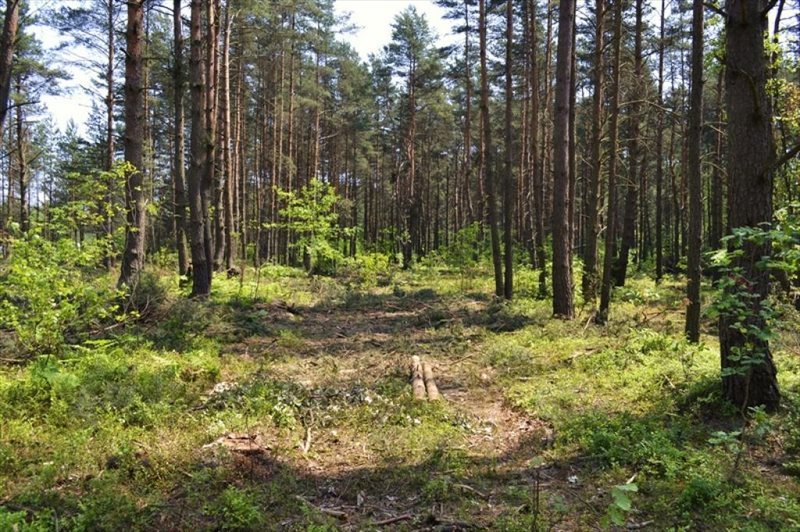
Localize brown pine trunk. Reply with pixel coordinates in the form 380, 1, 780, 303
551, 0, 575, 318
174, 0, 189, 276
720, 0, 779, 410
582, 0, 604, 301
118, 0, 147, 289
15, 80, 27, 233
710, 67, 725, 249
685, 0, 704, 342
596, 0, 623, 324
221, 7, 235, 271
203, 0, 218, 282
479, 0, 503, 297
0, 0, 19, 137
188, 0, 210, 297
103, 0, 116, 268
655, 0, 665, 282
463, 0, 475, 225
503, 0, 514, 300
536, 2, 554, 297
613, 0, 644, 288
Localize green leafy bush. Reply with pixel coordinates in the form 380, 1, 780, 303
0, 232, 122, 356
205, 487, 264, 531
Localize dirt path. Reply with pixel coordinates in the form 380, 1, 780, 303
224, 288, 554, 529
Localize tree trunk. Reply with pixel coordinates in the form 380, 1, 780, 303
613, 0, 643, 288
103, 0, 116, 268
503, 0, 514, 300
174, 0, 189, 277
463, 0, 475, 225
188, 0, 210, 297
582, 0, 604, 302
710, 67, 725, 249
685, 0, 704, 342
0, 0, 19, 137
596, 0, 623, 324
15, 80, 27, 233
118, 0, 147, 289
551, 0, 575, 318
720, 0, 779, 410
655, 0, 665, 283
221, 7, 235, 271
204, 0, 218, 282
480, 0, 503, 297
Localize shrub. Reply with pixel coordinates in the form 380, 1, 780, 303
205, 487, 264, 531
0, 232, 122, 356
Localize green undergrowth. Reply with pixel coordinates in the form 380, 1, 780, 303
1, 263, 799, 530
486, 274, 800, 530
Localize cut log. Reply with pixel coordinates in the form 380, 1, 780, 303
411, 355, 427, 400
422, 361, 441, 400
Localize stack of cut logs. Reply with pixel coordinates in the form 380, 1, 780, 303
411, 355, 441, 401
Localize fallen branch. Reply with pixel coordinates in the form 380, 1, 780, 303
422, 361, 441, 400
294, 495, 348, 520
373, 513, 413, 526
411, 356, 427, 400
0, 356, 29, 365
453, 483, 487, 499
301, 410, 314, 454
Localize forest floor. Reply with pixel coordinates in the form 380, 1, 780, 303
2, 264, 800, 530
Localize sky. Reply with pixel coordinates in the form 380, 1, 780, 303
34, 0, 454, 136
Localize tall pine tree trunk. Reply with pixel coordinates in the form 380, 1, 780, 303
188, 0, 210, 297
551, 0, 575, 318
582, 0, 604, 302
685, 0, 704, 342
720, 0, 779, 409
0, 0, 19, 137
118, 0, 147, 289
221, 7, 235, 271
613, 0, 643, 288
503, 0, 514, 300
173, 0, 189, 277
596, 0, 623, 324
655, 0, 665, 283
480, 0, 504, 297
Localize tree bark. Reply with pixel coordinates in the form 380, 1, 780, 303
174, 0, 189, 276
596, 0, 623, 324
710, 67, 725, 249
720, 0, 779, 409
685, 0, 704, 342
503, 0, 514, 300
613, 0, 643, 288
655, 0, 665, 283
188, 0, 210, 297
221, 7, 235, 271
0, 0, 19, 137
204, 0, 218, 281
582, 0, 604, 302
480, 0, 503, 297
118, 0, 147, 289
551, 0, 575, 318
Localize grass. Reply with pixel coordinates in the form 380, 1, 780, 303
1, 262, 799, 530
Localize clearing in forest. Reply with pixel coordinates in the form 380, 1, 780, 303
1, 266, 800, 530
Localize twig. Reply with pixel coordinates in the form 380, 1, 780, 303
294, 496, 348, 519
0, 356, 29, 364
301, 410, 314, 454
453, 483, 488, 499
627, 520, 654, 530
302, 425, 312, 454
373, 513, 413, 526
581, 312, 595, 335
